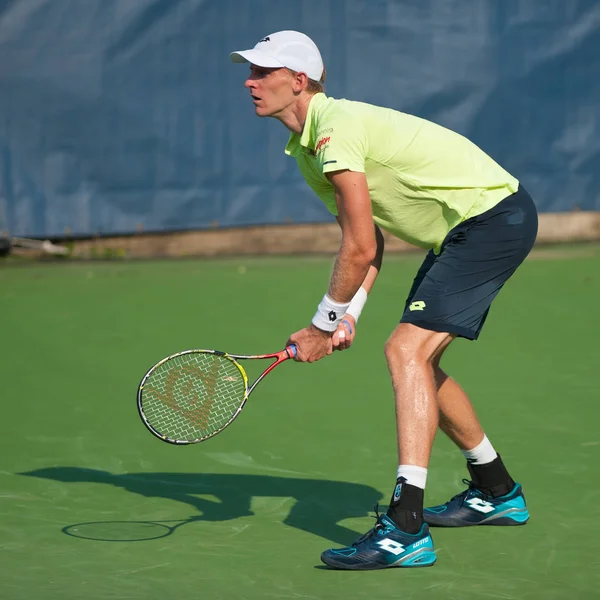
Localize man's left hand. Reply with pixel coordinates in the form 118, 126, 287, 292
287, 325, 333, 363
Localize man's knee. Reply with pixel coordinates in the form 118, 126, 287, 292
384, 323, 452, 366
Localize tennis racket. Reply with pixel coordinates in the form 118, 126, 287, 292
137, 345, 296, 444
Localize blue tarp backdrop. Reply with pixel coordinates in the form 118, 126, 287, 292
1, 0, 599, 237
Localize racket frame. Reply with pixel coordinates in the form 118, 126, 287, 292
137, 345, 295, 445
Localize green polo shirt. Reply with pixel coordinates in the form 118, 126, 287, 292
285, 93, 519, 252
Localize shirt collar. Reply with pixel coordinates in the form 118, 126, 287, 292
285, 93, 328, 157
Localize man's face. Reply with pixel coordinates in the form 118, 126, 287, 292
244, 65, 296, 117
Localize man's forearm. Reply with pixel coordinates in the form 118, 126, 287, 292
328, 225, 384, 302
360, 225, 384, 294
328, 246, 372, 302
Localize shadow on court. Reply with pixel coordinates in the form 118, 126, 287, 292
21, 468, 383, 545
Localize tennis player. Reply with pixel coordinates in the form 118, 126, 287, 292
230, 30, 537, 570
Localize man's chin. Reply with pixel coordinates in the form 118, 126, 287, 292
254, 107, 270, 117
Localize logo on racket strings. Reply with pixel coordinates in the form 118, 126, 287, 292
144, 361, 221, 429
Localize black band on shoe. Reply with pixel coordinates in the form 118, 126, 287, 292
386, 477, 424, 534
467, 455, 515, 498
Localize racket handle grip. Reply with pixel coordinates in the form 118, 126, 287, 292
286, 344, 297, 358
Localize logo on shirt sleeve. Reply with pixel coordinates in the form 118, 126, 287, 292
315, 136, 331, 154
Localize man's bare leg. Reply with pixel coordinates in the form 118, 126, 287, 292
431, 343, 486, 450
383, 323, 452, 532
419, 345, 530, 527
432, 346, 515, 497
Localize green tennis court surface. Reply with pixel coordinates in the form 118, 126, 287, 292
1, 246, 599, 599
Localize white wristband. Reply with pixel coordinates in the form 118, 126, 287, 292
346, 287, 368, 323
312, 294, 351, 332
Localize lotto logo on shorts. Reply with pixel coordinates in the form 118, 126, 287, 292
409, 301, 426, 311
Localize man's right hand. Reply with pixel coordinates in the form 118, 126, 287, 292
332, 316, 356, 352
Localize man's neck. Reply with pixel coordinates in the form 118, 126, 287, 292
274, 93, 314, 134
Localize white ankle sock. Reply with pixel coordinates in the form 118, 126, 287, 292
396, 464, 428, 490
461, 434, 497, 465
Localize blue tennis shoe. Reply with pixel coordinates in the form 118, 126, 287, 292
424, 480, 530, 527
321, 508, 436, 570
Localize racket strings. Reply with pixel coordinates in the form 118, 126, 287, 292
141, 353, 246, 441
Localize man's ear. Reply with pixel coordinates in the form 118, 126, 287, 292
292, 71, 310, 93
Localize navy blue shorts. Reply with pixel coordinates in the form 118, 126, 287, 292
400, 185, 538, 340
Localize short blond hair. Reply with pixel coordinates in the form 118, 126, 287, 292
288, 66, 326, 95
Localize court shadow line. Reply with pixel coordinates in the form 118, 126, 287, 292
21, 467, 383, 545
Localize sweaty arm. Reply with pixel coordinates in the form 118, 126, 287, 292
336, 217, 384, 296
327, 169, 383, 302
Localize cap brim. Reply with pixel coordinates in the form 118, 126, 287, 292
229, 49, 285, 68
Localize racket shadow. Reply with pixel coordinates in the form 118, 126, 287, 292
21, 467, 383, 546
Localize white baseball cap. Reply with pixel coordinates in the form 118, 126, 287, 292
230, 30, 324, 82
